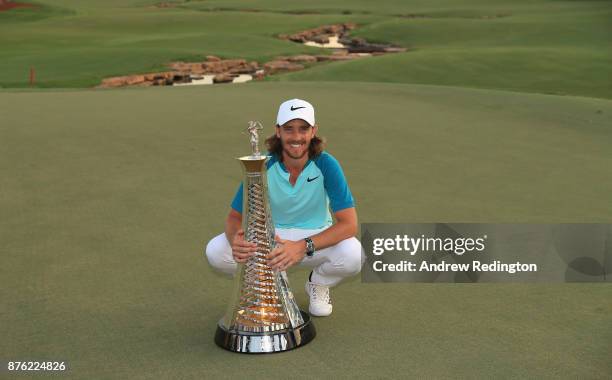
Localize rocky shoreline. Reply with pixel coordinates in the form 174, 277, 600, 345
97, 23, 406, 88
279, 23, 405, 54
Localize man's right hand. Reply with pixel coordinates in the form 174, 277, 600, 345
231, 229, 258, 263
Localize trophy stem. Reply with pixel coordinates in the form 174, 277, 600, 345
214, 154, 315, 353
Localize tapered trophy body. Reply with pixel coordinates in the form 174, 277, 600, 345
214, 122, 315, 353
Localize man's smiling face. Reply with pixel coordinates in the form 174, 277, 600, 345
276, 118, 317, 160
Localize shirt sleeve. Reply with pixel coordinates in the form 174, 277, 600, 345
230, 182, 243, 213
316, 153, 355, 212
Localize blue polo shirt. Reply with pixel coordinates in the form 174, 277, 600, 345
230, 151, 354, 229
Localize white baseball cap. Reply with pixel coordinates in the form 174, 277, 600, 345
276, 98, 315, 126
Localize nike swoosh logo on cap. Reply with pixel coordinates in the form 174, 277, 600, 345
290, 106, 306, 111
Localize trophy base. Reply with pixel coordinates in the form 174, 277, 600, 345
214, 310, 316, 354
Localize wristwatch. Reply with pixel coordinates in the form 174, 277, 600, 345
304, 237, 315, 257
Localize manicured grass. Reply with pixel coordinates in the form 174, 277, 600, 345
0, 6, 366, 88
271, 3, 612, 99
1, 1, 611, 377
272, 47, 612, 99
0, 0, 610, 98
1, 82, 611, 378
0, 2, 73, 22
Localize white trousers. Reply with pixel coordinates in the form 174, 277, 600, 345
205, 228, 364, 287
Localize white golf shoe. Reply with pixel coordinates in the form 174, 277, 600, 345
305, 280, 332, 317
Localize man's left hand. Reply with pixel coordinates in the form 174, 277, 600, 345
267, 235, 306, 271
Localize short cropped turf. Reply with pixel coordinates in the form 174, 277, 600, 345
2, 0, 611, 378
0, 0, 610, 98
1, 82, 611, 378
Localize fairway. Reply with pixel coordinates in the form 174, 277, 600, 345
1, 82, 611, 378
0, 0, 610, 98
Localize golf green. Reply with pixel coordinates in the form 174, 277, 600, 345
1, 82, 611, 378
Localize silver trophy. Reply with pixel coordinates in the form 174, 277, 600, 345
214, 121, 316, 353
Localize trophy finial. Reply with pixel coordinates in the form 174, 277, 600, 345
245, 121, 264, 157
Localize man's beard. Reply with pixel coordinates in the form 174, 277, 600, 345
282, 140, 308, 160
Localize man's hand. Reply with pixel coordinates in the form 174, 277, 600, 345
267, 235, 307, 271
231, 229, 257, 263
